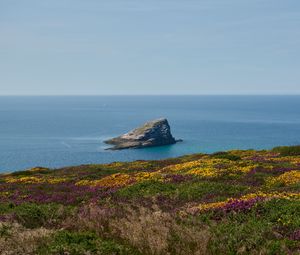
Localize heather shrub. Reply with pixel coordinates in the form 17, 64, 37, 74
116, 181, 177, 198
241, 171, 271, 186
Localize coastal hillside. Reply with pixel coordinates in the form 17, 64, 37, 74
0, 146, 300, 254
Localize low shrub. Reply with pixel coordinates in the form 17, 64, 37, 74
14, 203, 73, 229
208, 199, 300, 254
272, 145, 300, 156
176, 181, 248, 201
211, 152, 241, 161
116, 181, 177, 198
255, 199, 300, 230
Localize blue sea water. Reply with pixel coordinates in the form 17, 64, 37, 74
0, 96, 300, 172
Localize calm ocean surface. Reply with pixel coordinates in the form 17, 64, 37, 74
1, 96, 300, 172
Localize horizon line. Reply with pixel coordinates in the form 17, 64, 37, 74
1, 94, 300, 97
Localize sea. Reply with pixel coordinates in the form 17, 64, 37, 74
0, 96, 300, 172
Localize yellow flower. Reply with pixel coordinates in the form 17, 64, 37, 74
4, 176, 68, 184
28, 167, 49, 172
266, 170, 300, 186
76, 173, 133, 187
267, 156, 300, 166
161, 158, 259, 178
197, 201, 227, 211
187, 167, 217, 177
5, 176, 43, 184
240, 191, 300, 200
160, 160, 204, 173
134, 172, 162, 182
0, 191, 10, 196
192, 191, 300, 212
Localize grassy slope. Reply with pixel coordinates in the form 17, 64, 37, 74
0, 146, 300, 254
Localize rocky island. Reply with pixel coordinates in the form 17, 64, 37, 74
104, 118, 180, 150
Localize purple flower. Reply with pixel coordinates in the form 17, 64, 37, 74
0, 182, 119, 205
290, 229, 300, 241
221, 197, 263, 213
164, 174, 193, 183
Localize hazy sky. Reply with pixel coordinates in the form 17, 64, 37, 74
1, 0, 300, 95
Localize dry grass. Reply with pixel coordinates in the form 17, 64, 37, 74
109, 205, 210, 255
64, 203, 210, 254
0, 222, 53, 255
64, 202, 117, 237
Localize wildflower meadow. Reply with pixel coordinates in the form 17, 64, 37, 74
0, 146, 300, 254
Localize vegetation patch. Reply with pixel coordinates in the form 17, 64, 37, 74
0, 146, 299, 254
37, 230, 140, 255
272, 145, 300, 156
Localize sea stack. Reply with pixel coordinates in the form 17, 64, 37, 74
104, 118, 180, 150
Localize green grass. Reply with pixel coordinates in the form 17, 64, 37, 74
176, 181, 248, 201
37, 231, 141, 255
208, 199, 300, 254
211, 151, 242, 161
272, 145, 300, 156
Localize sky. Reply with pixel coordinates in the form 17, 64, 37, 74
0, 0, 300, 95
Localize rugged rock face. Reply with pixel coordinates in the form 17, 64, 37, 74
104, 118, 180, 150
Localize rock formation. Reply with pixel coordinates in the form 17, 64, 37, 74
104, 118, 180, 150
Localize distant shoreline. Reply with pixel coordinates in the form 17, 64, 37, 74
2, 145, 299, 175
